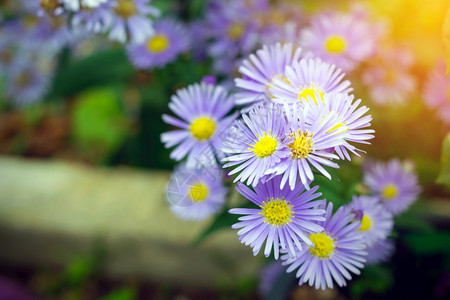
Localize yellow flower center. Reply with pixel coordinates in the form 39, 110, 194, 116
24, 16, 38, 28
190, 117, 216, 141
288, 130, 314, 159
114, 0, 137, 19
298, 85, 324, 103
251, 132, 277, 158
40, 0, 62, 13
260, 197, 293, 226
80, 4, 94, 11
189, 182, 209, 202
271, 10, 285, 25
147, 34, 170, 53
324, 35, 347, 54
228, 23, 244, 40
16, 72, 31, 87
359, 214, 372, 231
309, 232, 335, 259
49, 16, 64, 29
382, 184, 398, 200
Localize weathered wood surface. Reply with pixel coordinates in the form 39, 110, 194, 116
0, 156, 260, 287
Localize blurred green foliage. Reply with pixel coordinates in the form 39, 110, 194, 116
101, 288, 137, 300
437, 132, 450, 186
49, 49, 133, 99
350, 265, 393, 298
38, 242, 106, 298
72, 87, 129, 162
405, 232, 450, 255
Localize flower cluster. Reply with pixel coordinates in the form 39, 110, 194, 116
161, 38, 375, 288
161, 82, 236, 220
159, 2, 421, 286
342, 158, 421, 265
0, 0, 164, 106
224, 44, 374, 191
34, 0, 160, 44
160, 25, 425, 289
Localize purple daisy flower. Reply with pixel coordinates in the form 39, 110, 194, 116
363, 47, 416, 106
281, 202, 367, 290
257, 1, 306, 46
166, 163, 227, 221
363, 159, 421, 215
104, 0, 159, 44
300, 11, 376, 71
0, 22, 21, 76
33, 0, 65, 16
348, 195, 393, 247
5, 59, 50, 106
307, 92, 375, 160
366, 238, 395, 264
19, 2, 90, 45
63, 0, 108, 11
424, 60, 450, 125
229, 175, 326, 259
126, 18, 191, 69
221, 104, 291, 187
205, 0, 262, 75
269, 58, 352, 106
234, 43, 304, 110
161, 83, 236, 167
266, 102, 347, 190
71, 2, 113, 34
261, 21, 301, 47
17, 13, 74, 54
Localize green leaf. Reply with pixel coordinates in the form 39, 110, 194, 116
64, 257, 95, 286
72, 87, 129, 162
394, 202, 434, 233
405, 232, 450, 255
437, 132, 450, 186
